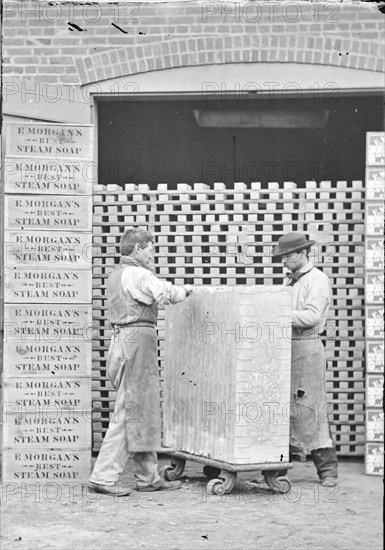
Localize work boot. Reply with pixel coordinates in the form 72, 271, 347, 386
137, 478, 182, 492
321, 477, 338, 488
311, 447, 338, 484
87, 481, 133, 497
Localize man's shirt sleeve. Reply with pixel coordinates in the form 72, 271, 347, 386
121, 267, 186, 305
291, 275, 331, 330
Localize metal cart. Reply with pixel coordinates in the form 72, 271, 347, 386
160, 451, 293, 495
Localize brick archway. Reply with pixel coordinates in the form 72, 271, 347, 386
76, 35, 383, 85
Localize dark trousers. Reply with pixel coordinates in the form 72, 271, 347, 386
311, 447, 338, 480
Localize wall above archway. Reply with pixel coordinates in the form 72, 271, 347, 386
76, 35, 384, 87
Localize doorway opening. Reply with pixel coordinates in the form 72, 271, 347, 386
97, 93, 383, 189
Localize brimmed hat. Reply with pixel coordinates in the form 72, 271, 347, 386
272, 232, 315, 258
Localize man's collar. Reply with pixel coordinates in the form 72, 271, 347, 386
286, 261, 314, 285
298, 261, 314, 274
120, 256, 141, 267
120, 256, 152, 271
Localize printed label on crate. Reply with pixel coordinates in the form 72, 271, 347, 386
366, 132, 385, 166
366, 203, 384, 235
2, 449, 91, 482
5, 123, 93, 159
366, 410, 384, 441
365, 273, 384, 304
3, 377, 91, 411
4, 268, 92, 303
365, 443, 384, 476
4, 158, 95, 195
4, 231, 93, 267
3, 304, 92, 341
365, 238, 384, 270
366, 341, 384, 373
3, 411, 91, 448
3, 340, 92, 377
366, 167, 385, 200
366, 307, 384, 339
4, 195, 92, 231
366, 375, 384, 408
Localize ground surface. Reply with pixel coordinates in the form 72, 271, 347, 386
1, 457, 383, 550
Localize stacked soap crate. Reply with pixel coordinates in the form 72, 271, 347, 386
364, 132, 384, 476
92, 184, 155, 444
2, 122, 94, 483
297, 180, 366, 455
92, 180, 366, 457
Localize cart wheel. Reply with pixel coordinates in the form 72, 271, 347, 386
159, 458, 186, 481
203, 465, 221, 480
207, 478, 226, 496
263, 472, 292, 494
159, 465, 175, 481
207, 471, 236, 495
275, 476, 292, 494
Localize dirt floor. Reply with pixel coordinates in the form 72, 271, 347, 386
1, 456, 383, 550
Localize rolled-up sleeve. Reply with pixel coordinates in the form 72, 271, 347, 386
122, 267, 186, 305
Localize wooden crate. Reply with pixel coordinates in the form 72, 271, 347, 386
364, 131, 384, 475
162, 286, 292, 464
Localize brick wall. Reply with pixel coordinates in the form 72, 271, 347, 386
2, 0, 384, 87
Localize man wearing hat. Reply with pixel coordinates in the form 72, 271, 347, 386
272, 232, 338, 488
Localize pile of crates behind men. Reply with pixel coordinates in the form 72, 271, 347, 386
92, 179, 367, 457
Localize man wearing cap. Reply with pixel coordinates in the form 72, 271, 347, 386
272, 231, 338, 488
88, 228, 194, 496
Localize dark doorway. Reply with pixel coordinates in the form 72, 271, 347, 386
98, 94, 383, 189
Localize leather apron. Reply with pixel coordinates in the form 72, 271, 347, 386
290, 338, 334, 453
107, 327, 162, 452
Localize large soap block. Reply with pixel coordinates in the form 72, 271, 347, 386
163, 286, 292, 465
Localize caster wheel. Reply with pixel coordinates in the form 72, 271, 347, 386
159, 465, 175, 481
207, 471, 237, 495
159, 458, 185, 481
263, 472, 292, 494
275, 476, 292, 494
203, 465, 221, 480
207, 478, 226, 496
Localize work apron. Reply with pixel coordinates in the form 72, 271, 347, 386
107, 325, 162, 452
290, 338, 334, 453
